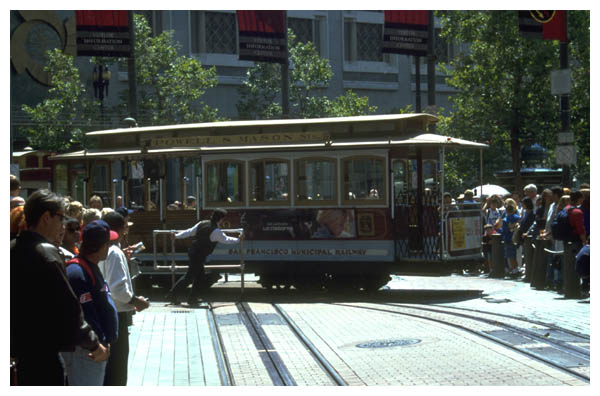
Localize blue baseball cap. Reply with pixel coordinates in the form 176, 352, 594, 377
81, 219, 118, 249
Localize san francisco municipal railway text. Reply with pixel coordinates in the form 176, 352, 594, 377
228, 248, 368, 256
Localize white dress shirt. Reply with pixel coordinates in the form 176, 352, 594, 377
98, 244, 134, 313
174, 222, 240, 244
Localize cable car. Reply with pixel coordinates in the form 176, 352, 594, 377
51, 114, 488, 291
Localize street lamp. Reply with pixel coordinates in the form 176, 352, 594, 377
92, 64, 111, 124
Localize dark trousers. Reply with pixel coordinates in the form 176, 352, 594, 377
104, 311, 131, 386
15, 353, 65, 386
167, 249, 207, 301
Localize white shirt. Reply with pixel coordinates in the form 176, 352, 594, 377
545, 202, 558, 235
98, 244, 134, 313
485, 208, 502, 226
174, 222, 240, 244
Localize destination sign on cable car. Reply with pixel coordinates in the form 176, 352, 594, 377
150, 131, 330, 147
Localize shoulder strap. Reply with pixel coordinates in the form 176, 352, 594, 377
66, 257, 96, 286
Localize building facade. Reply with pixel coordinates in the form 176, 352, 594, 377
11, 10, 461, 139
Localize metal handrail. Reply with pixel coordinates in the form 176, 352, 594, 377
152, 228, 245, 293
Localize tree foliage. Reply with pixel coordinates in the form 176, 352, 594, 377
435, 10, 590, 191
237, 29, 376, 119
565, 11, 590, 181
130, 14, 219, 125
21, 49, 96, 152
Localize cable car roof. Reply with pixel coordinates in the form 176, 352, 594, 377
50, 114, 488, 160
85, 113, 440, 136
390, 133, 489, 149
51, 134, 487, 161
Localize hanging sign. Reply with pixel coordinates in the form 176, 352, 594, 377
518, 11, 567, 42
237, 10, 287, 64
75, 10, 131, 57
556, 145, 577, 166
382, 11, 429, 56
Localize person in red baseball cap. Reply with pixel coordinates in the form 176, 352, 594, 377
62, 219, 119, 385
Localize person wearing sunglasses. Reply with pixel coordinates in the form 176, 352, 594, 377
60, 217, 82, 261
10, 189, 108, 385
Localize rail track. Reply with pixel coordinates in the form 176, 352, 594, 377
333, 302, 590, 383
208, 302, 347, 386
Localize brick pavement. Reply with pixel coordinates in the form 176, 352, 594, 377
125, 274, 590, 386
386, 274, 590, 336
127, 307, 221, 386
280, 302, 586, 386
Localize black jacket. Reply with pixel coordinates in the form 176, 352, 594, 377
10, 231, 100, 357
515, 210, 535, 246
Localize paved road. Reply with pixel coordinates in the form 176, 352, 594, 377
388, 274, 590, 336
125, 274, 590, 386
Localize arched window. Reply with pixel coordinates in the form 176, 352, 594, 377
295, 157, 337, 205
249, 159, 290, 205
342, 156, 386, 204
205, 160, 245, 206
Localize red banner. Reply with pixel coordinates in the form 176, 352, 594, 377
75, 10, 131, 57
543, 10, 567, 41
75, 10, 128, 27
237, 10, 286, 34
518, 11, 567, 42
385, 10, 428, 26
237, 10, 287, 63
382, 11, 429, 56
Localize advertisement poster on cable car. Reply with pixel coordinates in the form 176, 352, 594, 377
210, 208, 394, 262
239, 208, 356, 240
446, 210, 482, 257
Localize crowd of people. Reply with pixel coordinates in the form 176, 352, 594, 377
10, 175, 149, 386
447, 182, 590, 298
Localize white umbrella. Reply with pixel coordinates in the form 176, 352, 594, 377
471, 184, 510, 198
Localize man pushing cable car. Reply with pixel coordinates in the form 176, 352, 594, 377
165, 209, 243, 306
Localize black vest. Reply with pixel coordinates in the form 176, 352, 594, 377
191, 220, 218, 259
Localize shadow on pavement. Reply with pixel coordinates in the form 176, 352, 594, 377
141, 285, 484, 305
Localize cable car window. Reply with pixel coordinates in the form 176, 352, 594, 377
54, 163, 69, 197
183, 158, 201, 209
342, 156, 385, 203
295, 157, 336, 204
129, 161, 145, 211
135, 159, 161, 211
91, 162, 110, 207
249, 159, 290, 204
424, 160, 438, 189
392, 160, 407, 202
165, 158, 180, 207
206, 160, 245, 206
70, 163, 86, 203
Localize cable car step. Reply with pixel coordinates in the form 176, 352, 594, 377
205, 264, 244, 269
